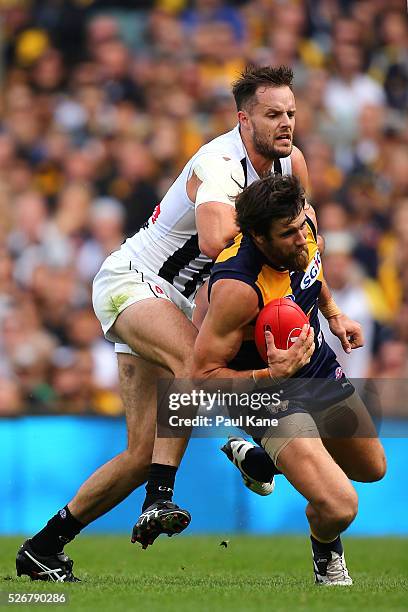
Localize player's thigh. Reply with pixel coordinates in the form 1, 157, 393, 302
117, 352, 170, 454
323, 437, 386, 482
113, 298, 198, 375
262, 412, 355, 509
279, 437, 355, 508
317, 392, 387, 482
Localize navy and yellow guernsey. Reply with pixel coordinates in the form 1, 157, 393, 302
208, 217, 354, 407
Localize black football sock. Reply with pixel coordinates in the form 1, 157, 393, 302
241, 446, 281, 481
30, 506, 84, 555
142, 463, 177, 512
311, 534, 343, 556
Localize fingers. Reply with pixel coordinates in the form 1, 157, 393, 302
297, 324, 314, 366
350, 337, 363, 349
338, 329, 351, 353
264, 325, 276, 355
265, 323, 317, 377
342, 340, 352, 354
302, 332, 315, 365
349, 326, 364, 349
305, 325, 314, 346
297, 323, 310, 342
284, 324, 315, 370
298, 324, 314, 350
331, 316, 364, 352
288, 325, 314, 351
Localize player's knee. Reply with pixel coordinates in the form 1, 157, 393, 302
172, 354, 195, 379
319, 489, 358, 531
354, 446, 387, 483
125, 446, 152, 478
364, 451, 387, 482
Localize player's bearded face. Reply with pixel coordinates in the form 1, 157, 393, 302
252, 125, 286, 160
266, 240, 309, 271
248, 86, 295, 160
262, 213, 309, 271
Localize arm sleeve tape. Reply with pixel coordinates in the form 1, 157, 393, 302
193, 154, 245, 209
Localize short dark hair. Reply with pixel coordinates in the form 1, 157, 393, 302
232, 65, 294, 111
235, 174, 305, 238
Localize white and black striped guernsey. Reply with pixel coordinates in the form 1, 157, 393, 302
119, 125, 292, 300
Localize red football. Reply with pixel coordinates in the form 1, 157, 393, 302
254, 298, 309, 362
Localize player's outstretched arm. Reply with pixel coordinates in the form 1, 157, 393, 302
193, 279, 258, 379
319, 278, 364, 353
193, 279, 314, 380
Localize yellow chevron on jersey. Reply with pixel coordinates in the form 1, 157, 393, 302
216, 233, 244, 263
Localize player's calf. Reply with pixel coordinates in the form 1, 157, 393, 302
267, 429, 357, 584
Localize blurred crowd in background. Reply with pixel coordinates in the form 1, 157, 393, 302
0, 0, 407, 416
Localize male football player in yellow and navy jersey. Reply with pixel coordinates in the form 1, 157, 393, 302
193, 174, 386, 586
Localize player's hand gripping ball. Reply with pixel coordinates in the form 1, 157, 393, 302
255, 298, 309, 362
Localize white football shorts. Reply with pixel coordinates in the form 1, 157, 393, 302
92, 251, 194, 355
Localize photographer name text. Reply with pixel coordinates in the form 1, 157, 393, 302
168, 415, 279, 428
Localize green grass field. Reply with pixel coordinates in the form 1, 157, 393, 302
1, 536, 407, 611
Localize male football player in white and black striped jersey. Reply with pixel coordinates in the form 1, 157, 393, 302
17, 66, 320, 581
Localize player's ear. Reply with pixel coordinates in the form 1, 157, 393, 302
250, 231, 265, 248
237, 110, 250, 129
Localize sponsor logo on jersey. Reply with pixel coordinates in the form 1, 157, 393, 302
300, 251, 321, 290
335, 366, 343, 379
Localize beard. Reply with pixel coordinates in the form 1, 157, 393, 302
285, 246, 309, 271
252, 125, 293, 161
267, 244, 309, 271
